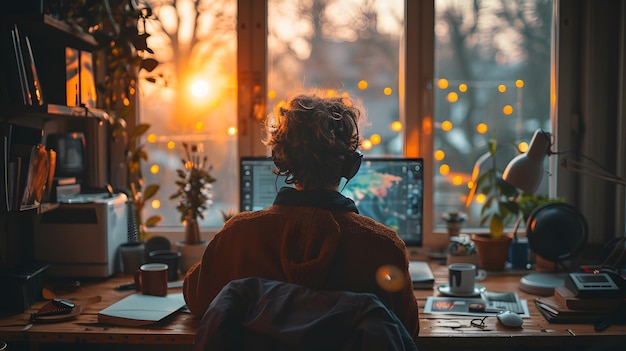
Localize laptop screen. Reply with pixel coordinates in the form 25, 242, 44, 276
240, 157, 424, 247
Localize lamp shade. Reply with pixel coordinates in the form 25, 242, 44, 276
502, 129, 551, 193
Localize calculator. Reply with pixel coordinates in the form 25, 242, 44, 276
481, 291, 524, 313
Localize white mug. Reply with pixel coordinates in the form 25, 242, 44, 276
448, 263, 476, 295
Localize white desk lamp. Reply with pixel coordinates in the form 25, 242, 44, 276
501, 129, 623, 295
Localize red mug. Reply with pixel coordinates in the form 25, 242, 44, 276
134, 263, 168, 296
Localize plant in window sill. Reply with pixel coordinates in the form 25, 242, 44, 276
170, 142, 216, 274
441, 211, 468, 238
170, 142, 217, 245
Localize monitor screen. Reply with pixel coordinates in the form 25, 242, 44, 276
240, 157, 424, 246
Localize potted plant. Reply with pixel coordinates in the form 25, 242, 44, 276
441, 211, 468, 239
170, 142, 216, 273
465, 138, 520, 270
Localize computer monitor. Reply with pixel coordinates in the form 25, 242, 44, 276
240, 157, 424, 247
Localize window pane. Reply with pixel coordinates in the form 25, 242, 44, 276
433, 0, 553, 227
268, 0, 405, 156
138, 0, 238, 228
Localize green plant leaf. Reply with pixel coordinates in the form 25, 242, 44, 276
143, 184, 160, 200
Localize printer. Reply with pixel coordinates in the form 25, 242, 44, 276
33, 193, 129, 278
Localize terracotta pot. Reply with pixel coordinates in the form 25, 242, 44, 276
471, 234, 512, 271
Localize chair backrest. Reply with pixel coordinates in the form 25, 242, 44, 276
193, 277, 418, 351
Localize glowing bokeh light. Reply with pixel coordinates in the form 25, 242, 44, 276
227, 126, 238, 136
439, 164, 450, 175
518, 141, 529, 153
441, 120, 452, 131
147, 133, 157, 143
361, 139, 373, 150
438, 78, 449, 89
459, 83, 468, 92
268, 90, 277, 99
476, 193, 487, 204
167, 141, 175, 149
516, 79, 524, 88
503, 105, 514, 115
447, 91, 459, 103
151, 199, 161, 209
357, 80, 368, 90
452, 175, 463, 185
434, 149, 445, 161
476, 123, 488, 134
195, 121, 204, 131
150, 164, 159, 174
390, 121, 403, 132
498, 84, 507, 93
383, 87, 393, 95
370, 133, 381, 145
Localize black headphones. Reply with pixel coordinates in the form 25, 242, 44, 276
342, 150, 363, 180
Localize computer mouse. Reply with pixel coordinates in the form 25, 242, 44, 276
497, 311, 523, 328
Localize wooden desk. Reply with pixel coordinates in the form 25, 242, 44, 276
0, 263, 625, 351
415, 261, 626, 351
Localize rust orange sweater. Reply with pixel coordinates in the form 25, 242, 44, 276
183, 188, 419, 340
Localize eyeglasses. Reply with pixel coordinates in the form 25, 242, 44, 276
470, 316, 488, 329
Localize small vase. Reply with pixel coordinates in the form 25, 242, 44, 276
184, 216, 201, 244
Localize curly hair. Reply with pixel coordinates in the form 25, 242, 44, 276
263, 92, 363, 189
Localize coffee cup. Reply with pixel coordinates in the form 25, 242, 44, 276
148, 250, 182, 281
134, 263, 168, 296
448, 263, 476, 295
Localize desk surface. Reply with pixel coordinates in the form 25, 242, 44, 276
1, 261, 625, 351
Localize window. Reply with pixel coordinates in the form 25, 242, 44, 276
136, 0, 554, 242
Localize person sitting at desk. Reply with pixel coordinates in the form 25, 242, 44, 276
183, 91, 419, 340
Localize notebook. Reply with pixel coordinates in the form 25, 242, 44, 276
98, 292, 186, 327
409, 261, 435, 290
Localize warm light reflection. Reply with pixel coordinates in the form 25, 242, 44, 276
147, 133, 157, 143
503, 105, 513, 115
383, 87, 393, 95
476, 123, 488, 134
150, 164, 159, 174
434, 149, 445, 161
227, 126, 238, 136
467, 181, 474, 189
326, 89, 337, 97
441, 120, 452, 131
167, 141, 176, 149
195, 121, 204, 131
191, 79, 210, 98
459, 83, 468, 92
447, 92, 459, 103
518, 141, 529, 153
370, 134, 382, 145
151, 199, 161, 209
390, 121, 402, 132
498, 84, 507, 93
439, 164, 450, 175
361, 139, 373, 150
123, 97, 130, 106
358, 80, 368, 90
516, 79, 524, 88
438, 78, 449, 89
268, 90, 277, 99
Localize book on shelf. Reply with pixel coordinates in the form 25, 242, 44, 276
98, 292, 186, 327
409, 261, 435, 290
